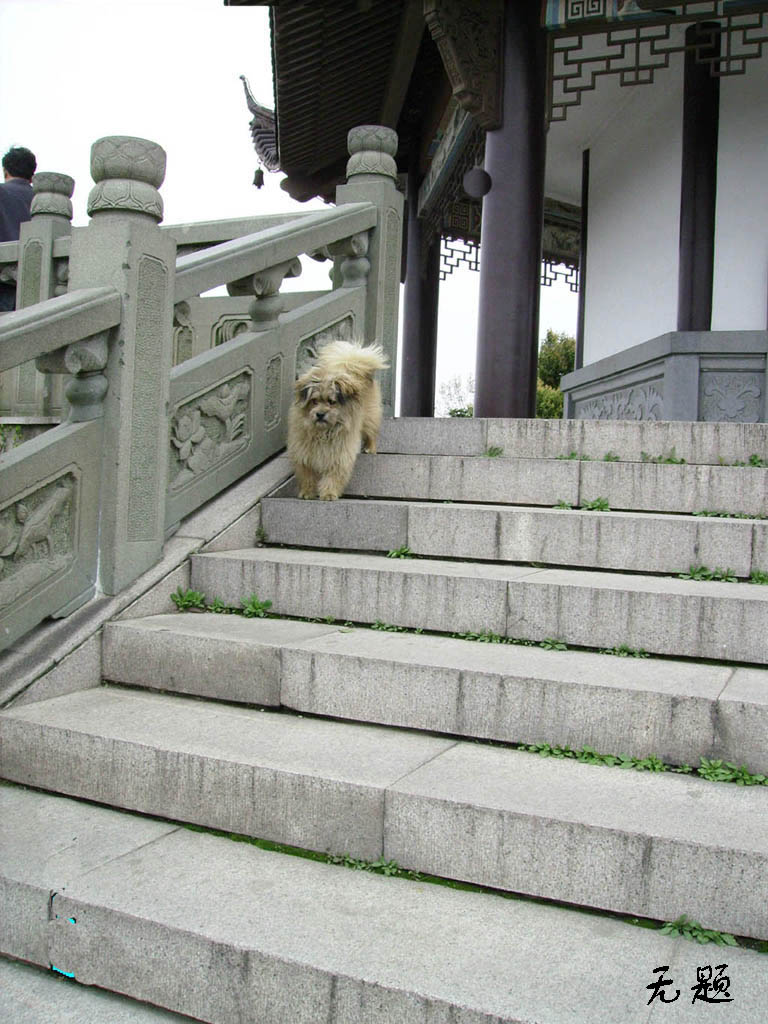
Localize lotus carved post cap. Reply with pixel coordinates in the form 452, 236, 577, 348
87, 136, 166, 222
346, 125, 398, 181
30, 172, 75, 219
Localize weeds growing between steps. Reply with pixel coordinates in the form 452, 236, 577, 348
553, 448, 768, 467
169, 586, 768, 789
171, 817, 766, 954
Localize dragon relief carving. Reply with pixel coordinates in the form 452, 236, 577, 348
0, 477, 75, 610
170, 375, 251, 490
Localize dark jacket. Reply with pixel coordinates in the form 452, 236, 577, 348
0, 177, 33, 243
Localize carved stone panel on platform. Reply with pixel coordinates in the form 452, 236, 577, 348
700, 373, 763, 423
170, 372, 252, 491
562, 331, 768, 422
575, 383, 664, 420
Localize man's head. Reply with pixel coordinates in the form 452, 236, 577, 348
2, 147, 37, 182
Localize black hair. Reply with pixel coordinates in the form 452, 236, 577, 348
2, 146, 37, 180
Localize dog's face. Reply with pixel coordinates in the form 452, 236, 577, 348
295, 372, 357, 431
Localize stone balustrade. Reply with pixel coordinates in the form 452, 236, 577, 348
0, 126, 403, 653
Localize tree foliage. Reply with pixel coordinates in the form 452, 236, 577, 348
538, 329, 575, 390
536, 380, 564, 419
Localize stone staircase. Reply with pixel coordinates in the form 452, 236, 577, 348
2, 417, 768, 1023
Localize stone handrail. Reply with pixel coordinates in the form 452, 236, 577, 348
0, 126, 403, 655
165, 212, 315, 255
0, 173, 76, 418
174, 203, 377, 302
0, 287, 120, 372
0, 240, 19, 262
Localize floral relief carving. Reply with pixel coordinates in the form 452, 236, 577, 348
170, 374, 251, 490
0, 476, 75, 612
700, 374, 763, 423
575, 383, 663, 421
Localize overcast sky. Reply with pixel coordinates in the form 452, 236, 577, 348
0, 0, 577, 406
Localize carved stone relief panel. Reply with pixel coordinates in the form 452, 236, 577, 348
264, 354, 283, 431
296, 316, 355, 377
213, 316, 251, 347
575, 383, 664, 420
173, 302, 195, 365
169, 371, 252, 491
700, 372, 763, 422
0, 471, 76, 613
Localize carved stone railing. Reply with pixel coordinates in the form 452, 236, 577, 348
166, 212, 323, 363
0, 173, 75, 419
0, 126, 403, 652
0, 287, 121, 648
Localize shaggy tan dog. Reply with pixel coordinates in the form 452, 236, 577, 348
288, 341, 388, 500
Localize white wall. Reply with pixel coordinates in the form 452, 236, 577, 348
712, 50, 768, 330
583, 54, 684, 364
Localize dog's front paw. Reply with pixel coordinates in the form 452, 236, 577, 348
318, 492, 340, 501
298, 490, 316, 500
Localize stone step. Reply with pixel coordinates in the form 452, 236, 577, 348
5, 786, 767, 1024
0, 957, 192, 1023
379, 415, 768, 465
189, 548, 768, 664
330, 453, 768, 516
261, 496, 768, 577
103, 614, 768, 773
1, 693, 767, 938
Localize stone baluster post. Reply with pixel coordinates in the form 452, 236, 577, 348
19, 172, 75, 306
335, 126, 403, 416
65, 136, 176, 595
228, 258, 302, 332
5, 173, 75, 418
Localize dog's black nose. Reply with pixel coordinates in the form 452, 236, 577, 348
315, 411, 326, 421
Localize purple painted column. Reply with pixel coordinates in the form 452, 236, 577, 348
474, 0, 546, 418
677, 22, 720, 332
400, 158, 440, 416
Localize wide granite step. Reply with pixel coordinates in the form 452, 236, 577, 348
261, 496, 768, 576
102, 614, 768, 772
332, 453, 768, 515
1, 688, 767, 937
4, 786, 767, 1024
0, 957, 193, 1023
377, 416, 768, 465
189, 548, 768, 664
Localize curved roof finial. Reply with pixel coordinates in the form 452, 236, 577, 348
239, 75, 280, 172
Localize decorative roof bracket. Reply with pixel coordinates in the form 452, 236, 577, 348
424, 0, 504, 131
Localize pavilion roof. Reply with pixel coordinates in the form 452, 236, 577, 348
229, 0, 420, 200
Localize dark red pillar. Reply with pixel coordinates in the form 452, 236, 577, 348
400, 160, 440, 416
474, 0, 547, 418
677, 23, 720, 332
